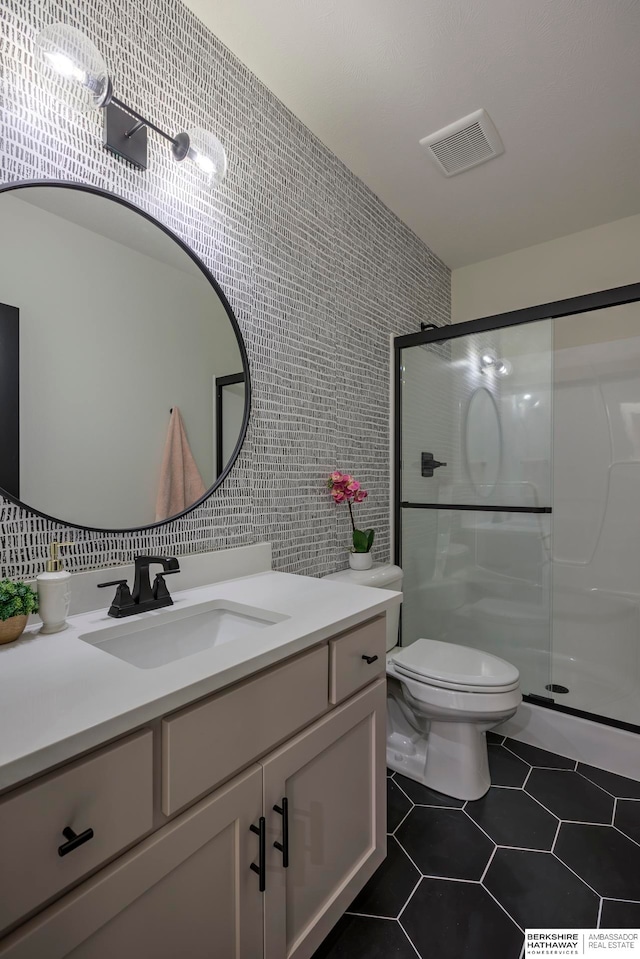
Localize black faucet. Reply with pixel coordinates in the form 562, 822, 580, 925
98, 555, 181, 618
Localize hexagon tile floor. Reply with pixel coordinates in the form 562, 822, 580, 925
312, 733, 640, 959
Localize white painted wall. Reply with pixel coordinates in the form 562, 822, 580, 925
452, 213, 640, 323
0, 195, 242, 529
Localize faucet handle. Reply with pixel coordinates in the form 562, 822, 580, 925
97, 579, 135, 617
152, 569, 180, 602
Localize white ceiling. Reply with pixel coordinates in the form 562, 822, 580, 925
183, 0, 640, 268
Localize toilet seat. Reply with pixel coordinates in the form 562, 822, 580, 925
391, 638, 520, 693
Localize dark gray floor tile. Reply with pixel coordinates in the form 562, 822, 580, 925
578, 764, 640, 800
349, 838, 419, 919
555, 823, 640, 900
388, 778, 412, 832
488, 745, 530, 787
505, 739, 575, 769
396, 806, 494, 880
466, 788, 558, 850
526, 769, 614, 823
615, 800, 640, 845
487, 731, 505, 745
311, 915, 416, 959
394, 772, 464, 807
600, 899, 640, 929
401, 879, 523, 959
484, 848, 599, 929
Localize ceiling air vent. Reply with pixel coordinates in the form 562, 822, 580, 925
420, 109, 504, 177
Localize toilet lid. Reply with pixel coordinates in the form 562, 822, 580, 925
391, 639, 520, 690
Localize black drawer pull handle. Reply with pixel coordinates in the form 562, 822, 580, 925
250, 817, 266, 891
362, 654, 379, 665
273, 797, 289, 867
58, 826, 94, 857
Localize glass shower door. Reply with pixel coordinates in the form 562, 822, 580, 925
551, 301, 640, 726
397, 319, 553, 700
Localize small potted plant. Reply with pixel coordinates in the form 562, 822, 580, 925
327, 471, 375, 570
0, 580, 39, 645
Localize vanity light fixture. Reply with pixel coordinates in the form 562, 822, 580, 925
34, 22, 227, 187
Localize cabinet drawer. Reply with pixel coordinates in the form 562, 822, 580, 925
0, 765, 264, 959
0, 729, 153, 934
162, 644, 329, 815
329, 616, 386, 704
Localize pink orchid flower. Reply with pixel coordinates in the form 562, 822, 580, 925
326, 471, 374, 553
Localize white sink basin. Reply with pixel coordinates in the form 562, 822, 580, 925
79, 599, 288, 669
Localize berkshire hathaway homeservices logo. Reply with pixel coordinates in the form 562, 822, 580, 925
526, 930, 639, 956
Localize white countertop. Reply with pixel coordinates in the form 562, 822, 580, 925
0, 571, 400, 791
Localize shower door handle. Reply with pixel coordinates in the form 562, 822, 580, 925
421, 452, 447, 477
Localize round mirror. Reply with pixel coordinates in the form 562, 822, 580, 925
464, 387, 502, 497
0, 181, 250, 531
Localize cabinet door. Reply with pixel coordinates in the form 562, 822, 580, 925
263, 679, 386, 959
0, 765, 264, 959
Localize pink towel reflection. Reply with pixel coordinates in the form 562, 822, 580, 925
155, 407, 206, 521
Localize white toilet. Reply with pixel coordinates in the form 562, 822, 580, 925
324, 562, 522, 801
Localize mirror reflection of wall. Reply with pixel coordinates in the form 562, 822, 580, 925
0, 185, 248, 530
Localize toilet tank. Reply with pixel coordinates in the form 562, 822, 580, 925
323, 563, 403, 652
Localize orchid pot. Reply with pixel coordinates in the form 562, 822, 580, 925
348, 552, 373, 571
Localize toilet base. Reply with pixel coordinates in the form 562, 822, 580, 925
387, 722, 491, 801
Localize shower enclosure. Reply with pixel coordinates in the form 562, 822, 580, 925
395, 283, 640, 732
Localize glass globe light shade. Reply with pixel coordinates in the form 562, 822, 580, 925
495, 359, 512, 377
173, 127, 227, 188
479, 351, 497, 372
34, 22, 112, 112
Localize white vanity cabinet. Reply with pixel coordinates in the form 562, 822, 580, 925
263, 679, 386, 959
0, 616, 387, 959
0, 764, 264, 959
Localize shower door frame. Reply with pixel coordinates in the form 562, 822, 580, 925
394, 281, 640, 735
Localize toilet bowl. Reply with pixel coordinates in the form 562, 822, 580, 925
324, 562, 522, 801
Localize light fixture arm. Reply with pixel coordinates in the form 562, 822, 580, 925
110, 96, 178, 147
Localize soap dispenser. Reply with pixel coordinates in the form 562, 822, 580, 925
37, 542, 73, 634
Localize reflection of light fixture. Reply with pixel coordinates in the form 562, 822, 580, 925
479, 350, 511, 377
523, 393, 532, 400
34, 22, 227, 186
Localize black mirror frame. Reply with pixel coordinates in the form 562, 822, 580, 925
0, 179, 251, 534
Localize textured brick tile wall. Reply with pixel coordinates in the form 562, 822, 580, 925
0, 0, 450, 579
